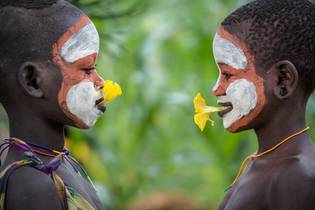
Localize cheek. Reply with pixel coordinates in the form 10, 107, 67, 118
212, 64, 245, 95
227, 79, 258, 112
66, 81, 100, 127
57, 69, 85, 106
221, 79, 258, 129
66, 82, 98, 112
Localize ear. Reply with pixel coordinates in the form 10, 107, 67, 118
272, 60, 299, 99
17, 62, 44, 98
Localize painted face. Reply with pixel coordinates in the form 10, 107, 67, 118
212, 27, 265, 132
53, 16, 104, 128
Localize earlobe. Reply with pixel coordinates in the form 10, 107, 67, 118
273, 60, 299, 99
18, 62, 44, 98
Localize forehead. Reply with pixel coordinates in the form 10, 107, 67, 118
56, 16, 100, 63
213, 31, 247, 70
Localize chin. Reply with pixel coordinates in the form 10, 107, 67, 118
75, 123, 91, 129
66, 115, 98, 129
226, 124, 251, 133
76, 119, 98, 129
224, 117, 256, 133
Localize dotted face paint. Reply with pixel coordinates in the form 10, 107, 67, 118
212, 27, 266, 132
53, 16, 104, 128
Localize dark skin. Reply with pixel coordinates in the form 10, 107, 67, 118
0, 1, 104, 210
217, 23, 315, 210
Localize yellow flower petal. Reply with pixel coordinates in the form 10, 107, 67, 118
99, 80, 122, 105
194, 93, 206, 113
194, 112, 210, 131
193, 93, 226, 131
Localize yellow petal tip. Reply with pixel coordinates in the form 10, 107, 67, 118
100, 80, 123, 104
193, 92, 225, 131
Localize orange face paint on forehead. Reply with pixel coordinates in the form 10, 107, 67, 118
213, 27, 266, 132
53, 16, 104, 128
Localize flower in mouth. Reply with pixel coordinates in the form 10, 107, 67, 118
194, 93, 225, 131
97, 80, 122, 106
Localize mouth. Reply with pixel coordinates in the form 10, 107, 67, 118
95, 97, 106, 113
217, 101, 233, 117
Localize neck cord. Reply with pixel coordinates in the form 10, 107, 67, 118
9, 137, 69, 157
0, 138, 96, 188
226, 126, 310, 191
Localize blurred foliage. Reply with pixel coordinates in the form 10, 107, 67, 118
2, 0, 315, 210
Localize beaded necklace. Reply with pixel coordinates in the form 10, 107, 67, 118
0, 137, 95, 188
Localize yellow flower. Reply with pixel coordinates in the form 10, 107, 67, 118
193, 93, 225, 131
99, 80, 122, 105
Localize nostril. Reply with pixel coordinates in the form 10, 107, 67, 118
213, 88, 226, 97
94, 82, 104, 90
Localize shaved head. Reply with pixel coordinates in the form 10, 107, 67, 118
0, 0, 84, 103
221, 0, 315, 93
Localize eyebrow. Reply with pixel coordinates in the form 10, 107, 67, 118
61, 23, 100, 63
213, 33, 247, 70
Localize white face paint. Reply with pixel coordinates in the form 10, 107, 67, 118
61, 23, 100, 63
218, 79, 257, 128
213, 33, 247, 70
66, 82, 102, 127
212, 33, 248, 92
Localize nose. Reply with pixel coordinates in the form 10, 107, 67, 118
212, 75, 227, 96
93, 71, 105, 89
213, 85, 226, 96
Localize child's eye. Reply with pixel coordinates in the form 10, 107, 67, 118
81, 67, 96, 75
222, 72, 232, 80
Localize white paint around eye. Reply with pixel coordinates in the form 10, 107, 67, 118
61, 23, 100, 63
66, 81, 102, 127
218, 79, 257, 128
213, 33, 247, 70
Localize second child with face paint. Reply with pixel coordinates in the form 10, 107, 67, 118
199, 0, 315, 210
0, 1, 121, 210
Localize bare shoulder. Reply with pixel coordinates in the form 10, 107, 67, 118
267, 154, 315, 210
6, 165, 63, 210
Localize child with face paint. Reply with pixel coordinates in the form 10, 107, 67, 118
204, 0, 315, 209
0, 0, 120, 210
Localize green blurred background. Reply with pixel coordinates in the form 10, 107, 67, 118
2, 0, 315, 209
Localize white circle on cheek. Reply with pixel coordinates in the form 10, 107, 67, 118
220, 79, 258, 128
66, 82, 101, 127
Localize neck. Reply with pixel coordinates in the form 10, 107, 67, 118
7, 109, 65, 151
255, 103, 308, 153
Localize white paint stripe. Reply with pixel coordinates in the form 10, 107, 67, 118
61, 23, 100, 63
213, 33, 247, 70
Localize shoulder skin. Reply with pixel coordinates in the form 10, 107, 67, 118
267, 155, 315, 210
6, 166, 63, 210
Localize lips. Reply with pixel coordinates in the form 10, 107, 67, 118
97, 105, 106, 113
217, 101, 233, 117
95, 97, 104, 105
95, 97, 106, 113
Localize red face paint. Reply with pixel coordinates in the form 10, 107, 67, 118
53, 16, 104, 128
213, 27, 266, 132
